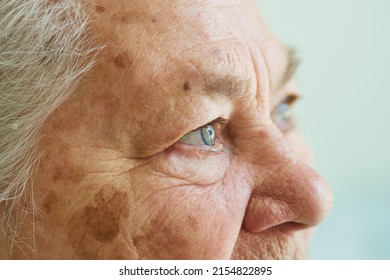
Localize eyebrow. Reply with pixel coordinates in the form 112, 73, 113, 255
202, 73, 250, 99
185, 47, 299, 99
277, 47, 301, 90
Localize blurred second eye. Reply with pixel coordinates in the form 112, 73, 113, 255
271, 96, 298, 132
272, 102, 292, 127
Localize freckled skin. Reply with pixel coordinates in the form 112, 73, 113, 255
183, 81, 191, 91
113, 52, 132, 69
1, 0, 333, 259
95, 5, 105, 14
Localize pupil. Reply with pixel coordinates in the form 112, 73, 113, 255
201, 125, 216, 146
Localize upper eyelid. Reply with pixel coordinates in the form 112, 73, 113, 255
188, 117, 227, 132
183, 94, 298, 138
180, 118, 225, 141
284, 94, 299, 105
206, 117, 227, 126
271, 94, 300, 113
206, 117, 228, 125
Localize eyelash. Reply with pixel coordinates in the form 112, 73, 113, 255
208, 117, 227, 129
176, 118, 226, 153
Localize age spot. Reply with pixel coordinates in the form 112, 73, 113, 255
95, 5, 105, 14
42, 190, 59, 215
52, 160, 86, 184
83, 187, 130, 243
183, 81, 191, 91
113, 52, 132, 69
64, 186, 131, 259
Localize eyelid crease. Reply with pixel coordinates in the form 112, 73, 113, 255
187, 117, 227, 132
206, 117, 227, 127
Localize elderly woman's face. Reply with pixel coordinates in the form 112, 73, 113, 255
14, 0, 332, 259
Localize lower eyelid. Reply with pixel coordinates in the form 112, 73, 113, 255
279, 118, 296, 133
168, 141, 226, 158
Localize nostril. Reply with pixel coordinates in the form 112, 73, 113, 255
277, 222, 311, 236
243, 160, 333, 234
265, 161, 333, 228
242, 194, 295, 233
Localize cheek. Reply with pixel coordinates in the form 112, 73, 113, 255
151, 147, 231, 185
232, 229, 310, 259
130, 159, 251, 259
64, 186, 135, 259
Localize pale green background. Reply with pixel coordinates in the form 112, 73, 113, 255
255, 0, 390, 259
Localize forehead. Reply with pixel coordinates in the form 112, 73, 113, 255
85, 0, 288, 92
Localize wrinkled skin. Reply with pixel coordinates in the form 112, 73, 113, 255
2, 0, 333, 259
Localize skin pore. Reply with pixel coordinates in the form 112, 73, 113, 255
3, 0, 332, 259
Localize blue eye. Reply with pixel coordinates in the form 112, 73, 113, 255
179, 125, 216, 146
272, 101, 293, 131
201, 125, 216, 145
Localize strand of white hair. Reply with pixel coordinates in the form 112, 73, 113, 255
0, 0, 98, 246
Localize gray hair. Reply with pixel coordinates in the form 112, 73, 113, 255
0, 0, 98, 238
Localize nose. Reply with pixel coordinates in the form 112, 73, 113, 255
242, 141, 333, 234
